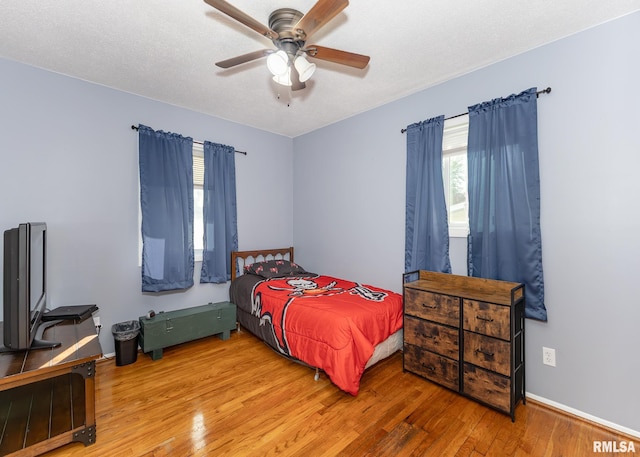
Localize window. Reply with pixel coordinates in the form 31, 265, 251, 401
442, 115, 469, 237
138, 144, 205, 264
192, 143, 204, 261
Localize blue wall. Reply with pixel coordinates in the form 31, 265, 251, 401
293, 12, 640, 434
0, 58, 295, 355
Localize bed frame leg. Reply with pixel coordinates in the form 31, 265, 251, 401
314, 368, 320, 381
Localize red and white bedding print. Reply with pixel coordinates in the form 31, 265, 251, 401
251, 274, 403, 395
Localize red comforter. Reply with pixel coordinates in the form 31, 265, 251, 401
251, 275, 403, 395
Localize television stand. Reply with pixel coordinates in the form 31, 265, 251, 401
0, 318, 102, 455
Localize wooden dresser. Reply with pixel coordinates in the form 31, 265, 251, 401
403, 270, 525, 421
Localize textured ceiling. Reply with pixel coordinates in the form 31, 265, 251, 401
1, 0, 639, 137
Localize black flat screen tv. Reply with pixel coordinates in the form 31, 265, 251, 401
2, 222, 60, 352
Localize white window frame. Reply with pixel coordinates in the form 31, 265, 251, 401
442, 114, 470, 238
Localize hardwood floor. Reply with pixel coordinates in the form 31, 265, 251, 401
42, 329, 635, 457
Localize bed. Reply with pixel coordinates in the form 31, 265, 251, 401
229, 247, 404, 395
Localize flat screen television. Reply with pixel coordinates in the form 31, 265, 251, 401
2, 222, 60, 352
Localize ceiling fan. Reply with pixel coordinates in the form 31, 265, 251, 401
203, 0, 370, 91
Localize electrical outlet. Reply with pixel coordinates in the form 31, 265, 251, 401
543, 347, 556, 367
93, 316, 101, 327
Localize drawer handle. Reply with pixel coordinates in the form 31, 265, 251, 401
476, 315, 494, 322
422, 303, 437, 309
421, 363, 436, 372
420, 333, 435, 340
475, 348, 494, 357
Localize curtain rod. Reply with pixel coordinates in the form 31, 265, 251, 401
130, 125, 247, 155
400, 87, 551, 134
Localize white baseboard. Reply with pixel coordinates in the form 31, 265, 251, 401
100, 349, 141, 360
526, 392, 640, 439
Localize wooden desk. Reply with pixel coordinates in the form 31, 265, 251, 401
0, 318, 102, 456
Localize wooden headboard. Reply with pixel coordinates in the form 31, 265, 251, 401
230, 247, 294, 281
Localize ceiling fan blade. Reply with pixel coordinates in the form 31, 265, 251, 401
293, 0, 349, 40
305, 45, 370, 69
204, 0, 278, 39
290, 65, 306, 91
215, 49, 273, 69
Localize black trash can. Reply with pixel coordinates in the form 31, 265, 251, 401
112, 320, 140, 366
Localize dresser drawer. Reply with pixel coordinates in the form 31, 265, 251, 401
463, 299, 511, 340
463, 331, 510, 376
404, 315, 459, 359
463, 364, 510, 413
404, 343, 459, 391
404, 288, 459, 327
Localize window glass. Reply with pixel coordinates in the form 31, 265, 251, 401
193, 144, 204, 259
442, 115, 469, 237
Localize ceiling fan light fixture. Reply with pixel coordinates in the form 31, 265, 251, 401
267, 50, 289, 76
205, 1, 371, 92
272, 68, 292, 86
294, 54, 316, 82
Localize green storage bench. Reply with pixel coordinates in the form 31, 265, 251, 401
139, 301, 236, 360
